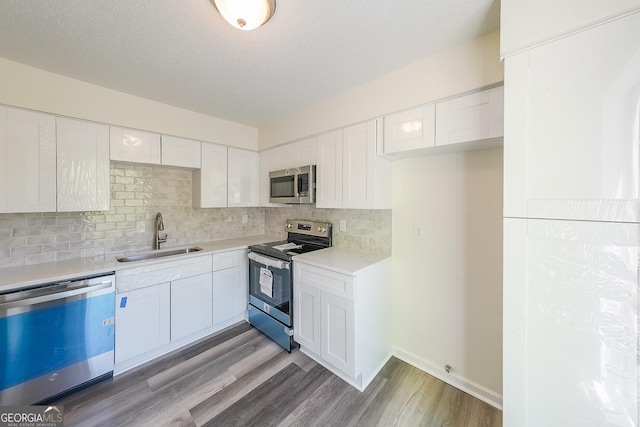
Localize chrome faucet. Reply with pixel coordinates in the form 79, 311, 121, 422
154, 212, 167, 250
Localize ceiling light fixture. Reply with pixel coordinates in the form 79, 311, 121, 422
212, 0, 276, 31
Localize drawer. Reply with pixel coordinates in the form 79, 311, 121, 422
116, 254, 213, 292
212, 249, 244, 271
294, 262, 355, 302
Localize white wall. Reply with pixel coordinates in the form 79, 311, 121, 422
500, 0, 640, 57
0, 57, 258, 150
392, 148, 504, 404
259, 30, 502, 149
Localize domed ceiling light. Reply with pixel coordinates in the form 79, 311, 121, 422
212, 0, 276, 31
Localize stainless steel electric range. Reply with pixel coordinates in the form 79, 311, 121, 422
247, 219, 332, 351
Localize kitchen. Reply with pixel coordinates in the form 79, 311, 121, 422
1, 1, 639, 426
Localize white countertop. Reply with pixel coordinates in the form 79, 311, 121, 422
293, 247, 391, 276
0, 235, 280, 293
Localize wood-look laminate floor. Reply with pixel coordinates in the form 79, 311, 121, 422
54, 322, 502, 427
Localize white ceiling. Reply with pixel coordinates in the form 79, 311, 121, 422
0, 0, 500, 128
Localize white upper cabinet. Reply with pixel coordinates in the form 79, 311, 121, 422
0, 106, 56, 213
161, 135, 201, 168
316, 130, 343, 208
110, 126, 161, 164
295, 137, 317, 167
503, 13, 640, 222
193, 142, 228, 208
56, 117, 110, 211
382, 104, 435, 156
342, 120, 391, 209
228, 147, 258, 207
435, 86, 504, 147
270, 143, 296, 171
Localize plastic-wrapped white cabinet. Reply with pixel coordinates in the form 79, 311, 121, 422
115, 282, 171, 364
382, 104, 435, 155
110, 126, 161, 164
435, 86, 504, 147
56, 117, 110, 211
193, 142, 227, 208
161, 135, 201, 168
504, 13, 640, 222
503, 218, 638, 426
171, 273, 213, 341
227, 147, 258, 207
316, 130, 343, 208
0, 106, 56, 212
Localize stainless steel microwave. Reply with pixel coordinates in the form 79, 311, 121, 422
269, 165, 316, 204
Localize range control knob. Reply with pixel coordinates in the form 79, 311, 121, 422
318, 227, 326, 233
286, 223, 293, 229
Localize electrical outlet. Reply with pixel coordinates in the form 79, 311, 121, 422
339, 220, 347, 232
413, 224, 424, 240
242, 214, 248, 224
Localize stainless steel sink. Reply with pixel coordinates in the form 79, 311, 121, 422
116, 247, 203, 263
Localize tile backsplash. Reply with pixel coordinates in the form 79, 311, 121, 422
265, 206, 391, 255
0, 163, 391, 269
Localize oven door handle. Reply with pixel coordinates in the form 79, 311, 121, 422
248, 252, 290, 270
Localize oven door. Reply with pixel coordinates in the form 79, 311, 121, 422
248, 252, 292, 326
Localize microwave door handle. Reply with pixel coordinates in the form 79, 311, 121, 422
293, 173, 299, 197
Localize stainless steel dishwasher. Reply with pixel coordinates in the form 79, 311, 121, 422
0, 272, 116, 405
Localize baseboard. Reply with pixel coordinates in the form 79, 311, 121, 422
392, 346, 503, 410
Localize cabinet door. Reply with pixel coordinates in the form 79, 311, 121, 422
504, 218, 638, 426
228, 147, 258, 207
110, 127, 161, 164
383, 104, 435, 154
212, 266, 243, 325
271, 144, 296, 171
321, 292, 355, 377
295, 137, 317, 166
56, 117, 110, 211
0, 106, 56, 213
504, 13, 640, 222
171, 273, 213, 341
316, 130, 343, 208
435, 86, 504, 146
342, 121, 375, 209
161, 135, 201, 168
194, 142, 227, 208
294, 283, 321, 354
115, 282, 170, 364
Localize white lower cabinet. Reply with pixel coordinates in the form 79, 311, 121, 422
294, 256, 391, 391
320, 291, 355, 376
115, 282, 170, 364
114, 250, 248, 371
171, 273, 213, 341
212, 249, 248, 325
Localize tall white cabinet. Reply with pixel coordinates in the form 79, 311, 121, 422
56, 117, 110, 211
502, 11, 640, 426
227, 147, 258, 207
0, 106, 56, 212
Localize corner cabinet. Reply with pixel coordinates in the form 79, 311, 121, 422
0, 106, 56, 213
228, 147, 258, 207
56, 117, 110, 211
193, 142, 228, 208
293, 253, 392, 391
316, 120, 391, 209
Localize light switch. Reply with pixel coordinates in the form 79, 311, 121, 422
242, 214, 248, 224
339, 220, 347, 232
